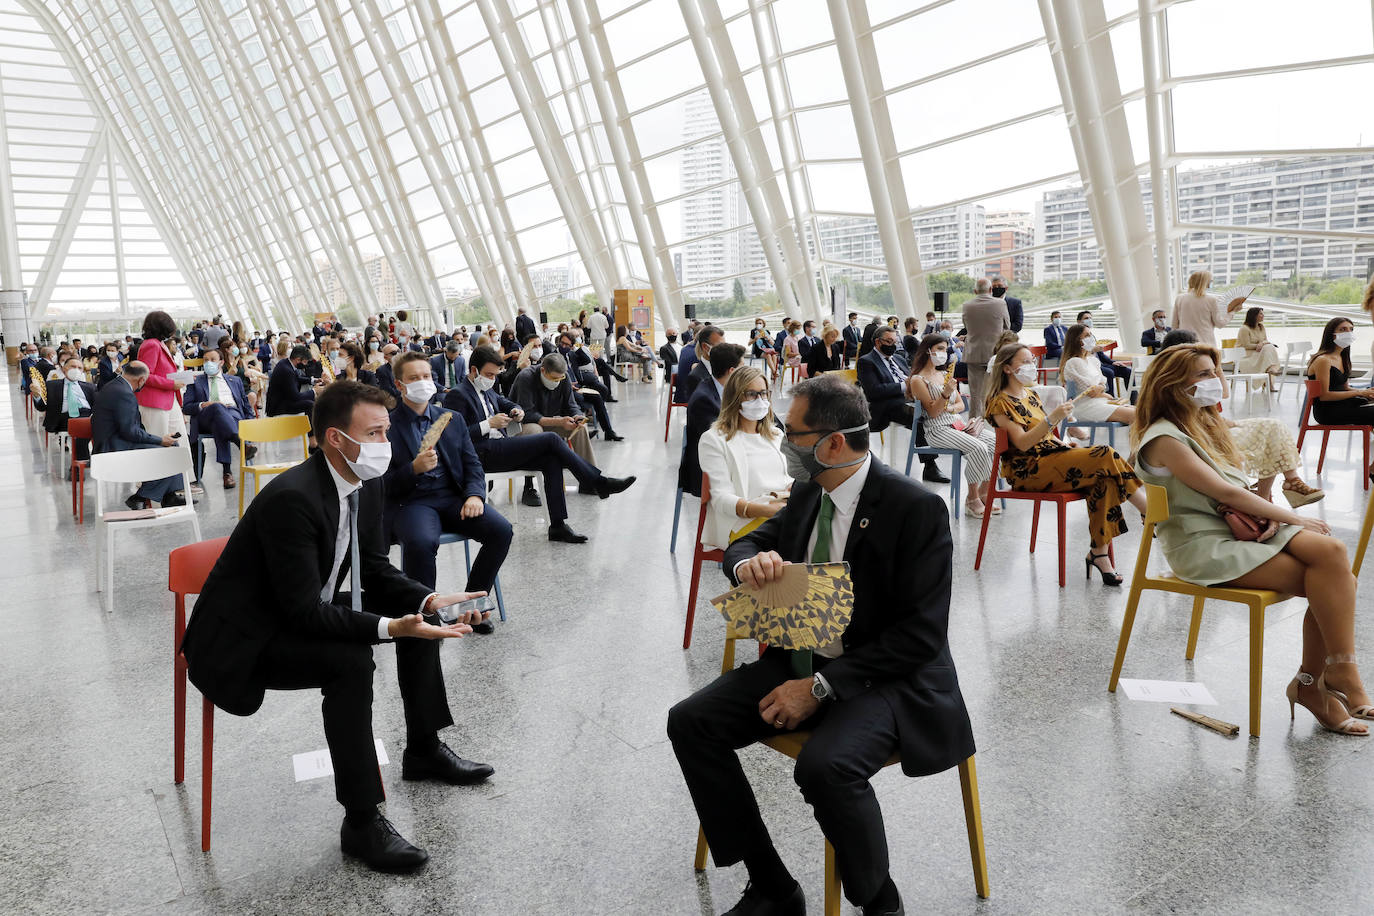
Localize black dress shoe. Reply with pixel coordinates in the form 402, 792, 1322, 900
340, 812, 429, 873
471, 619, 495, 634
722, 881, 805, 916
401, 741, 495, 785
160, 492, 187, 508
862, 893, 904, 916
521, 486, 542, 507
605, 431, 625, 442
604, 396, 619, 403
922, 466, 951, 484
548, 521, 589, 543
594, 475, 636, 499
125, 495, 151, 511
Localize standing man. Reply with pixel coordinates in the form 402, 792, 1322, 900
990, 275, 1023, 333
668, 374, 974, 916
842, 313, 861, 365
182, 381, 493, 873
91, 361, 185, 509
515, 307, 536, 343
960, 277, 1011, 418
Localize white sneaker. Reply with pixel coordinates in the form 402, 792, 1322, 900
189, 481, 205, 496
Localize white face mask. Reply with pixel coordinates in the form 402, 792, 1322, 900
1013, 362, 1038, 385
401, 378, 436, 405
1154, 317, 1166, 329
529, 347, 544, 360
540, 373, 562, 391
336, 430, 391, 481
471, 374, 495, 392
1335, 331, 1357, 349
740, 398, 770, 421
931, 349, 948, 367
1189, 376, 1224, 407
65, 367, 84, 383
1082, 336, 1096, 351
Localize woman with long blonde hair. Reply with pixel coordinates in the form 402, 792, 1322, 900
696, 366, 790, 549
1131, 344, 1369, 735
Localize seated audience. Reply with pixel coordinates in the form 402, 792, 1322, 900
1042, 310, 1066, 365
184, 348, 256, 489
91, 360, 185, 509
901, 316, 921, 358
750, 319, 779, 380
97, 342, 123, 389
908, 334, 999, 518
336, 341, 378, 387
1057, 323, 1136, 426
615, 323, 656, 381
805, 326, 842, 377
842, 312, 861, 364
668, 373, 974, 916
859, 325, 945, 483
1237, 306, 1281, 389
797, 321, 819, 361
267, 344, 321, 423
679, 343, 744, 498
680, 326, 724, 401
1075, 310, 1131, 395
985, 343, 1145, 585
509, 353, 599, 468
696, 366, 789, 549
1131, 344, 1370, 735
1305, 317, 1374, 446
1140, 309, 1171, 353
38, 353, 96, 458
430, 342, 468, 393
375, 343, 401, 400
780, 320, 803, 373
658, 328, 682, 386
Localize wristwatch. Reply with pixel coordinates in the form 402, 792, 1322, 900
811, 674, 832, 701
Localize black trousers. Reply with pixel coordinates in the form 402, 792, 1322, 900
871, 402, 936, 469
254, 618, 453, 811
575, 388, 614, 434
395, 490, 513, 592
476, 432, 600, 522
667, 650, 900, 905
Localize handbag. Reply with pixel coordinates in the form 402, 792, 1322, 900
1217, 504, 1265, 541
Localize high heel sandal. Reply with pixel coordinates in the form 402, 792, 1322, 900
1085, 551, 1123, 586
1286, 671, 1368, 735
1320, 656, 1374, 720
1281, 479, 1324, 508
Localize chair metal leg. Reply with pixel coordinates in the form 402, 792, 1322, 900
949, 454, 962, 520
1248, 603, 1265, 737
958, 756, 991, 899
823, 840, 842, 916
1185, 596, 1205, 659
201, 697, 214, 851
493, 575, 507, 622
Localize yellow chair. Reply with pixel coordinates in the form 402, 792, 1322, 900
183, 358, 204, 369
1352, 489, 1374, 575
1108, 484, 1292, 736
822, 367, 858, 384
691, 632, 990, 914
237, 415, 311, 517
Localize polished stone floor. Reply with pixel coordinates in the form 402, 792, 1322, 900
3, 364, 1373, 916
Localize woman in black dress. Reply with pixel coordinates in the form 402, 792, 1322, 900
1305, 316, 1374, 428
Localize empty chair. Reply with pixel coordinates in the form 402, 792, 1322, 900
237, 414, 311, 516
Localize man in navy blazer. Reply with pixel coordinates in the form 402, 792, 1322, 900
678, 326, 723, 402
679, 344, 743, 497
266, 344, 319, 424
443, 346, 634, 542
384, 352, 511, 633
858, 327, 944, 481
96, 343, 123, 390
515, 307, 536, 343
183, 349, 255, 488
1042, 310, 1066, 364
91, 361, 184, 508
429, 343, 467, 393
374, 344, 401, 401
38, 354, 96, 458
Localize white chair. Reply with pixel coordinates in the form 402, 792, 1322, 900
1277, 341, 1313, 399
91, 447, 201, 613
1221, 346, 1269, 405
1126, 354, 1153, 399
485, 470, 538, 507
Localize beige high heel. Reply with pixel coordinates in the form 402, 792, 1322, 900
1286, 671, 1368, 735
1320, 656, 1374, 720
1281, 479, 1324, 508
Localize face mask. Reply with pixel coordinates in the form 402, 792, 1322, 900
667, 335, 677, 343
106, 351, 117, 359
1051, 317, 1061, 326
205, 362, 221, 376
1082, 336, 1096, 351
1013, 363, 1038, 385
1081, 318, 1093, 328
849, 319, 857, 326
230, 347, 240, 356
1154, 318, 1166, 329
791, 331, 801, 338
401, 378, 436, 405
540, 373, 562, 391
1335, 331, 1357, 349
1189, 376, 1224, 407
877, 342, 897, 357
336, 430, 391, 481
740, 398, 770, 421
471, 374, 495, 392
65, 368, 84, 383
529, 347, 543, 360
369, 341, 380, 351
991, 287, 1006, 297
931, 350, 948, 367
781, 424, 869, 482
399, 337, 409, 347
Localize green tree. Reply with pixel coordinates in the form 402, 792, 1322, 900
732, 279, 746, 305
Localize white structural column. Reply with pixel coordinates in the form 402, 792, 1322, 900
1138, 0, 1176, 313
566, 0, 683, 331
105, 136, 129, 316
0, 66, 20, 291
1040, 0, 1154, 345
476, 0, 616, 309
826, 0, 924, 320
354, 0, 509, 328
680, 0, 818, 321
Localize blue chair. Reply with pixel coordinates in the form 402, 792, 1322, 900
437, 532, 508, 622
904, 400, 964, 518
1063, 380, 1124, 447
670, 436, 688, 554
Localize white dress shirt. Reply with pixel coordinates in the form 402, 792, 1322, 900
466, 375, 499, 438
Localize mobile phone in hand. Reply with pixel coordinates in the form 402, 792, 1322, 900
427, 595, 496, 624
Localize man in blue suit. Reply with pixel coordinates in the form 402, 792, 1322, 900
18, 342, 40, 394
444, 346, 634, 541
91, 361, 185, 509
96, 342, 123, 390
375, 343, 401, 402
429, 342, 467, 394
184, 349, 256, 489
842, 313, 861, 365
384, 352, 511, 634
1042, 310, 1066, 365
679, 343, 744, 497
678, 326, 723, 402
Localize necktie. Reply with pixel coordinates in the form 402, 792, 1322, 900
791, 493, 835, 677
449, 360, 456, 387
209, 373, 219, 402
488, 392, 507, 438
66, 381, 82, 418
888, 356, 902, 382
347, 490, 361, 613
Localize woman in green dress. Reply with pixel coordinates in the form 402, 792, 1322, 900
1131, 344, 1371, 736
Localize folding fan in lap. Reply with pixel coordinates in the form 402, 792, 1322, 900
711, 561, 854, 650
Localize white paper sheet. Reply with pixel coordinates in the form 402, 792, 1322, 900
169, 370, 198, 385
292, 739, 389, 782
1117, 678, 1217, 705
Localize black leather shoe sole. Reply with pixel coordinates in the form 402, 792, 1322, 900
548, 526, 589, 544
521, 488, 542, 507
401, 757, 495, 785
921, 473, 951, 484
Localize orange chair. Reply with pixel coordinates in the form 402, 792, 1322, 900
973, 428, 1109, 587
683, 475, 726, 649
1297, 379, 1370, 490
170, 536, 229, 851
67, 417, 92, 524
663, 369, 686, 442
1029, 345, 1056, 382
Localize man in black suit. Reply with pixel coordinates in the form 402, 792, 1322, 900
659, 328, 682, 387
444, 346, 635, 540
678, 343, 743, 497
515, 307, 536, 343
857, 315, 882, 359
429, 342, 467, 393
181, 381, 493, 873
668, 374, 974, 916
91, 361, 184, 508
509, 353, 604, 468
678, 326, 723, 401
797, 320, 818, 361
38, 354, 96, 458
375, 343, 401, 402
427, 327, 451, 351
858, 327, 945, 483
33, 345, 57, 382
842, 313, 861, 365
266, 344, 321, 427
384, 353, 513, 621
991, 275, 1023, 333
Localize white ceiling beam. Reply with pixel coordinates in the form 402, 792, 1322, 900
28, 127, 104, 317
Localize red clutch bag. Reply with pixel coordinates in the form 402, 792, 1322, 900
1217, 504, 1264, 541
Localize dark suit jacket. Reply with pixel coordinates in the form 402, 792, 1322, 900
678, 377, 721, 496
509, 365, 581, 424
92, 377, 163, 453
683, 360, 711, 402
183, 373, 252, 426
375, 361, 399, 401
181, 452, 431, 716
96, 357, 121, 390
266, 359, 315, 417
429, 353, 467, 390
659, 343, 680, 384
858, 348, 909, 429
676, 346, 699, 386
1002, 295, 1024, 332
723, 458, 974, 777
797, 335, 817, 360
842, 324, 861, 358
805, 342, 839, 377
858, 320, 882, 358
1140, 327, 1170, 352
427, 332, 450, 351
40, 379, 96, 434
1043, 323, 1066, 359
515, 314, 536, 341
382, 403, 487, 534
443, 378, 520, 446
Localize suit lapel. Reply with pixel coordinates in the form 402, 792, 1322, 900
310, 452, 342, 583
843, 461, 885, 561
399, 405, 423, 457
789, 486, 822, 561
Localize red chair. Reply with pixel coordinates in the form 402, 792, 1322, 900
1029, 345, 1057, 382
170, 537, 229, 851
68, 417, 92, 523
1297, 379, 1370, 490
664, 369, 686, 442
683, 476, 726, 649
973, 428, 1109, 587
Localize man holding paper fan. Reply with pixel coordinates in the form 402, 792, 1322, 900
668, 373, 975, 916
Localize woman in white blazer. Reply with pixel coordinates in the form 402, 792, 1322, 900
697, 366, 792, 549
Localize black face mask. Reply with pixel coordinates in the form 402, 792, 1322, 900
878, 342, 897, 357
991, 287, 1006, 297
667, 335, 678, 343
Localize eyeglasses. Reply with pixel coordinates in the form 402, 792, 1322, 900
783, 426, 832, 441
740, 390, 769, 402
